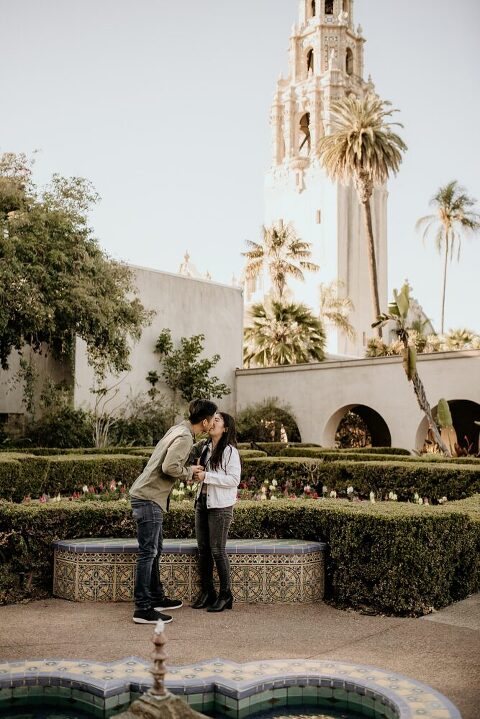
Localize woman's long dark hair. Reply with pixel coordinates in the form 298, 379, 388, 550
208, 412, 237, 471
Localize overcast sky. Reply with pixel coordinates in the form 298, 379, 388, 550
2, 0, 479, 332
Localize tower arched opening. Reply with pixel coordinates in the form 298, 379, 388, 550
325, 0, 334, 15
343, 0, 349, 13
306, 48, 314, 74
346, 47, 354, 75
299, 113, 311, 155
323, 404, 392, 448
309, 0, 317, 18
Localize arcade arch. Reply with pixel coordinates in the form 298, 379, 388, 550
323, 403, 392, 448
416, 399, 480, 453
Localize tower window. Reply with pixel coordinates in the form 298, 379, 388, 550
343, 0, 349, 12
346, 47, 354, 75
299, 113, 311, 155
307, 49, 314, 74
311, 0, 316, 17
325, 0, 334, 14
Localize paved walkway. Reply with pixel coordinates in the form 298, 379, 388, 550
1, 596, 479, 718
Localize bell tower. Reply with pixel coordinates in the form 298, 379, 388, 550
264, 0, 388, 356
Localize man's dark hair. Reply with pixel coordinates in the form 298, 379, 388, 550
189, 399, 218, 424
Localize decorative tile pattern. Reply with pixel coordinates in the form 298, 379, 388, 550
53, 539, 325, 604
0, 657, 462, 719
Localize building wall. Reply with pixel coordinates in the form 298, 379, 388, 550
235, 350, 480, 450
264, 163, 388, 356
74, 265, 244, 416
0, 345, 73, 433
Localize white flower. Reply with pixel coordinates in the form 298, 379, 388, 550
172, 488, 179, 497
270, 495, 278, 501
414, 492, 419, 502
261, 485, 267, 493
82, 485, 88, 493
388, 491, 398, 501
369, 491, 375, 503
269, 484, 276, 491
329, 490, 337, 499
439, 496, 448, 504
179, 482, 185, 489
271, 479, 278, 487
347, 486, 354, 495
260, 493, 267, 501
418, 497, 423, 505
117, 481, 122, 487
322, 485, 328, 495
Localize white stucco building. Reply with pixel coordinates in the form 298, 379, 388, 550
246, 0, 387, 357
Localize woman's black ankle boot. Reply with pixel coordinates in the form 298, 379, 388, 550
191, 589, 217, 609
207, 590, 233, 612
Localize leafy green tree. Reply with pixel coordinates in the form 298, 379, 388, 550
244, 301, 326, 367
236, 397, 301, 443
318, 94, 407, 336
373, 283, 450, 456
416, 181, 480, 333
318, 280, 355, 340
153, 329, 231, 421
0, 152, 151, 374
243, 221, 319, 301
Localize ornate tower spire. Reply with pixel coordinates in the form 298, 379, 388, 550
270, 0, 368, 172
263, 1, 387, 357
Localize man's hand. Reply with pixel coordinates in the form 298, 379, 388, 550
191, 464, 204, 479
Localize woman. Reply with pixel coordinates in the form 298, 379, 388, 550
191, 412, 240, 612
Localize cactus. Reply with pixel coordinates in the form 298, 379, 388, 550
437, 398, 453, 429
437, 398, 458, 456
402, 346, 416, 382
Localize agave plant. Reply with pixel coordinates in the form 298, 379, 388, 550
436, 398, 458, 456
373, 283, 450, 456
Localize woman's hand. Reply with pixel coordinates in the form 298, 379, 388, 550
191, 464, 205, 480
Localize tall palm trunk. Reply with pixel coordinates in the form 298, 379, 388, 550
440, 228, 449, 334
361, 198, 382, 338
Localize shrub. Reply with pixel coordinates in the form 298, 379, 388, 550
340, 447, 411, 456
0, 454, 145, 502
236, 398, 301, 443
25, 408, 94, 448
281, 448, 480, 465
240, 457, 480, 501
0, 497, 478, 616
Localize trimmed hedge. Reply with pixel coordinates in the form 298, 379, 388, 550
281, 448, 480, 465
0, 446, 154, 456
0, 497, 478, 616
340, 447, 411, 455
241, 457, 480, 501
1, 453, 480, 503
237, 442, 320, 455
0, 454, 145, 502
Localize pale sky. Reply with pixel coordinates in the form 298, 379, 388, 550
2, 0, 479, 333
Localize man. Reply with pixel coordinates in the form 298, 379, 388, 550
129, 398, 218, 624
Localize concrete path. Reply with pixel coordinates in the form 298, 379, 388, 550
1, 596, 479, 719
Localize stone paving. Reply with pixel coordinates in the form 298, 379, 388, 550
0, 596, 478, 718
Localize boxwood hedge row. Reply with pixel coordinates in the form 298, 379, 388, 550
1, 454, 479, 502
1, 497, 478, 616
281, 448, 480, 465
241, 457, 480, 501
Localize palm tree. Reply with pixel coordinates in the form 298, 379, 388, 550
318, 280, 355, 340
374, 283, 450, 456
244, 300, 326, 367
318, 94, 407, 337
416, 181, 480, 334
243, 221, 319, 301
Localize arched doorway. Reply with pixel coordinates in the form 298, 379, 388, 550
416, 399, 480, 454
346, 47, 354, 75
323, 404, 392, 448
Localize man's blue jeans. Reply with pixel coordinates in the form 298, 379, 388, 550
131, 498, 165, 611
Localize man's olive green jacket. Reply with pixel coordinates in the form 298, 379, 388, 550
129, 420, 194, 510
